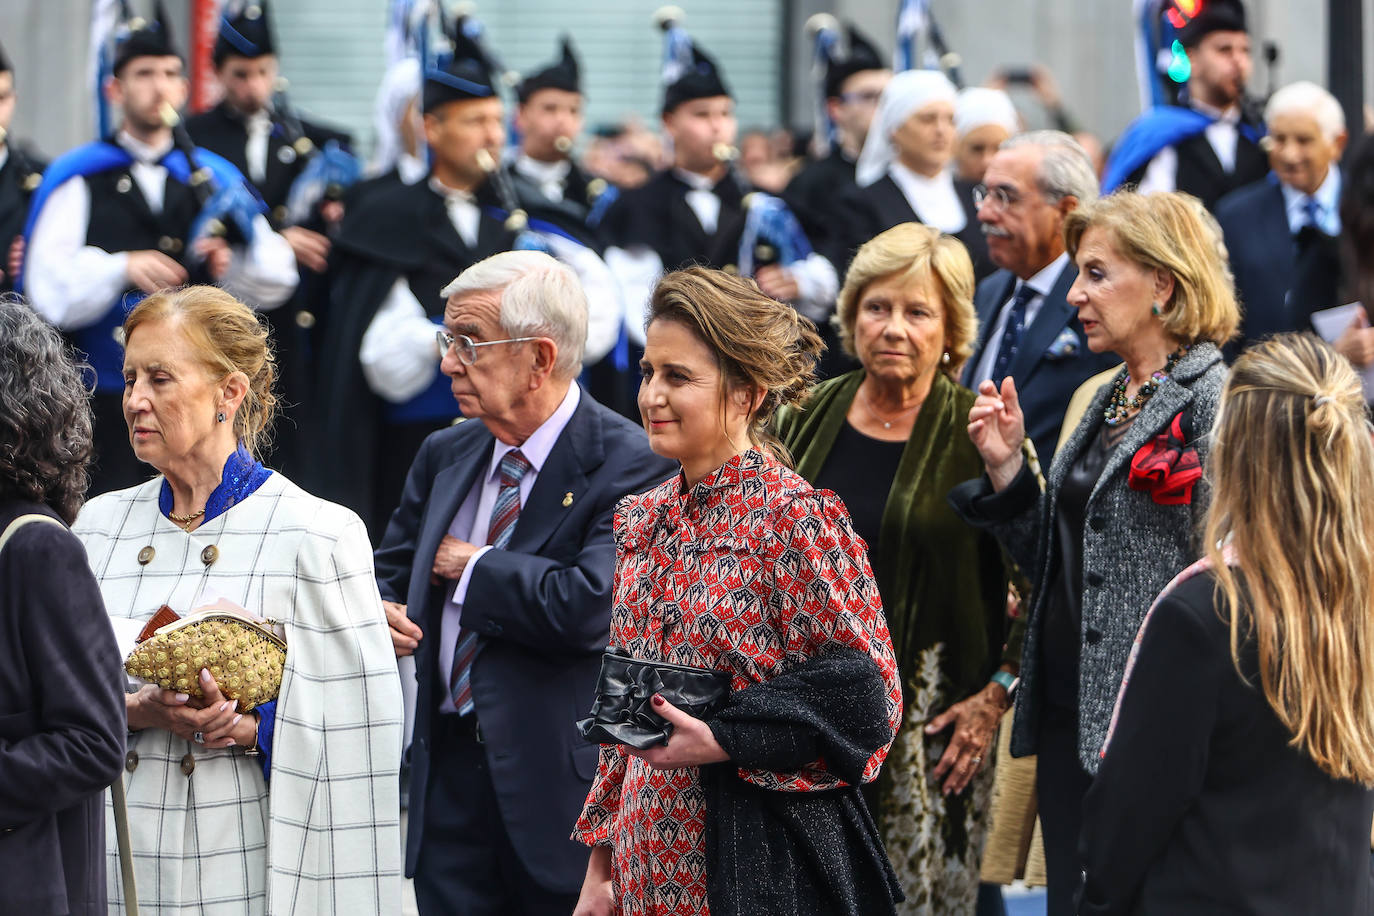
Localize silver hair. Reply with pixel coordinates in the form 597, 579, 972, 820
1001, 129, 1100, 204
0, 297, 93, 522
440, 250, 589, 377
1265, 81, 1346, 141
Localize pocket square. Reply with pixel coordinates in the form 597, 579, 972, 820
1044, 326, 1081, 360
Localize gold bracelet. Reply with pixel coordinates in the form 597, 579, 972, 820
243, 711, 262, 757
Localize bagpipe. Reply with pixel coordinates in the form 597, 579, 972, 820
160, 101, 259, 246
274, 81, 363, 228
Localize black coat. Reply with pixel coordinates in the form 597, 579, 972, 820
838, 173, 993, 281
184, 101, 352, 222
0, 144, 43, 293
0, 501, 126, 916
702, 649, 902, 915
1080, 571, 1374, 914
372, 390, 676, 892
783, 149, 859, 270
1125, 123, 1269, 213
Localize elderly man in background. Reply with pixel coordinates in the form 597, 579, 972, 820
1215, 81, 1350, 354
373, 250, 674, 916
962, 131, 1119, 466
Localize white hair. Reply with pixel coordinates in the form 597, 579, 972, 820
441, 250, 589, 377
1265, 81, 1346, 141
1001, 129, 1099, 204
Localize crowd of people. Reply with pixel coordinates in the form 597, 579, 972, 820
3, 0, 1374, 914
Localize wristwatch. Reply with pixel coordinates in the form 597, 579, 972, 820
990, 669, 1020, 703
243, 711, 262, 757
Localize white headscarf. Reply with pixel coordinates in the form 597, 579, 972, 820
855, 69, 958, 187
955, 87, 1020, 138
369, 57, 423, 178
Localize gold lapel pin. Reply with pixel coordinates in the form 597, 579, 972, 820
562, 492, 574, 508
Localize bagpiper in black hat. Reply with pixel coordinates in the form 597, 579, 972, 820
1175, 0, 1247, 47
823, 24, 885, 100
515, 36, 580, 104
214, 0, 277, 65
423, 14, 500, 113
112, 0, 181, 75
655, 8, 731, 115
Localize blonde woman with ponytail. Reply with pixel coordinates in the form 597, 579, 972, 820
1080, 333, 1374, 915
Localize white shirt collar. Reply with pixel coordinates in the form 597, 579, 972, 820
887, 161, 966, 234
1280, 165, 1343, 236
116, 129, 175, 165
673, 167, 718, 192
487, 382, 582, 481
514, 153, 571, 184
428, 175, 477, 205
1190, 98, 1240, 125
1023, 251, 1070, 295
0, 145, 9, 173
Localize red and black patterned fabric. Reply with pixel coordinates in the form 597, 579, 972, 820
573, 449, 902, 915
1127, 409, 1201, 506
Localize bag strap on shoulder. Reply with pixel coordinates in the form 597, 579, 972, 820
0, 513, 64, 554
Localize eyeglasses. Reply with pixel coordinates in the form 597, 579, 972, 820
838, 89, 884, 107
436, 330, 543, 365
972, 183, 1036, 213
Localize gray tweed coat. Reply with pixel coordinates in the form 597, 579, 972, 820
950, 342, 1227, 773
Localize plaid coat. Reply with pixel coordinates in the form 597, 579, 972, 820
75, 474, 404, 915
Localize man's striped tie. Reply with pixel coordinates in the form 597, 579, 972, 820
449, 449, 531, 715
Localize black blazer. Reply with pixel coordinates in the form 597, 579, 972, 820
0, 501, 126, 916
839, 173, 992, 280
962, 264, 1119, 465
1080, 571, 1374, 915
373, 390, 676, 892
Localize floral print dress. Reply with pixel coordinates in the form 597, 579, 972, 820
573, 450, 903, 915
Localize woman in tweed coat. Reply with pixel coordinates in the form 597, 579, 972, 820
74, 288, 403, 915
949, 191, 1240, 915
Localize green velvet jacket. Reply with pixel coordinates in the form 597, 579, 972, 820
774, 370, 1022, 711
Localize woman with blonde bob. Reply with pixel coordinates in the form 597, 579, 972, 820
775, 223, 1019, 913
951, 190, 1239, 913
73, 286, 403, 913
1080, 333, 1374, 914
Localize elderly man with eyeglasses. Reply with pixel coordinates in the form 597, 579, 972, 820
372, 249, 675, 916
961, 130, 1119, 465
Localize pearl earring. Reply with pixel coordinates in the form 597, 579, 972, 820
941, 351, 951, 365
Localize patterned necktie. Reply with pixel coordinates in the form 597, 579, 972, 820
449, 449, 532, 715
990, 282, 1039, 385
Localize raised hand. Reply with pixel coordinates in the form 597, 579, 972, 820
967, 376, 1026, 490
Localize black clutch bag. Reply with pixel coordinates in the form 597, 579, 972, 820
576, 647, 732, 750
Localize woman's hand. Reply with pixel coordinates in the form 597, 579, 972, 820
925, 682, 1009, 795
127, 668, 250, 748
622, 695, 730, 770
967, 377, 1026, 491
572, 846, 615, 916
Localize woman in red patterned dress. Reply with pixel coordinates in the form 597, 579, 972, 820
572, 267, 904, 916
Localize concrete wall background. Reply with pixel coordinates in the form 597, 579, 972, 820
0, 0, 1359, 162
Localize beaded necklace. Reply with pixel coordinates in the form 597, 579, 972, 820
1103, 345, 1189, 427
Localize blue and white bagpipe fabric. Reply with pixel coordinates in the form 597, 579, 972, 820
736, 193, 815, 277
284, 139, 364, 226
18, 142, 265, 392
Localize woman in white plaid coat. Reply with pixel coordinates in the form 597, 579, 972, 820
74, 287, 404, 915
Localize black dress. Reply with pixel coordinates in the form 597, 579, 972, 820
0, 501, 126, 916
1080, 570, 1374, 914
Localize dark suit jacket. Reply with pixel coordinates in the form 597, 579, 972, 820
373, 390, 676, 892
839, 173, 992, 281
0, 501, 126, 916
962, 264, 1118, 464
1215, 177, 1343, 355
1080, 571, 1374, 915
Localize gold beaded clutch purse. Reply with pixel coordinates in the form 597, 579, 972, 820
124, 602, 286, 712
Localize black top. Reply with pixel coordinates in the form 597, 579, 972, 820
1080, 569, 1374, 914
601, 168, 750, 271
837, 173, 993, 281
0, 145, 42, 292
812, 420, 906, 578
1041, 416, 1131, 712
1126, 124, 1269, 214
0, 501, 127, 916
783, 149, 858, 269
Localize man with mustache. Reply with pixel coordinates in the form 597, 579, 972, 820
961, 131, 1118, 465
